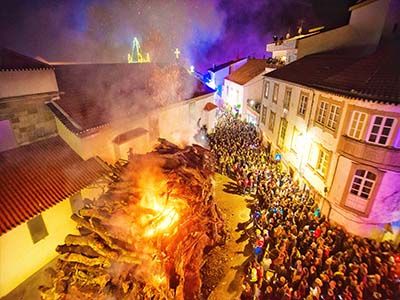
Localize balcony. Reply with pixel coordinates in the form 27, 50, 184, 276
338, 135, 400, 171
246, 99, 261, 115
266, 39, 297, 52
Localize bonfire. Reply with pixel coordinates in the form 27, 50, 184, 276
40, 139, 226, 300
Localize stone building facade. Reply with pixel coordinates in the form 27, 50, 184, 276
0, 92, 57, 147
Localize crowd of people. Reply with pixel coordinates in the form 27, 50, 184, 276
208, 112, 400, 300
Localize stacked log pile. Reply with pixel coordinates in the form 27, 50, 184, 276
40, 139, 226, 300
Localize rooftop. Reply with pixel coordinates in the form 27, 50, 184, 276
226, 59, 273, 85
0, 48, 52, 71
265, 43, 400, 104
0, 136, 108, 235
47, 63, 214, 136
208, 57, 246, 73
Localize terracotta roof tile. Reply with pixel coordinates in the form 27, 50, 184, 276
0, 48, 52, 71
226, 59, 270, 85
0, 136, 108, 235
203, 102, 218, 111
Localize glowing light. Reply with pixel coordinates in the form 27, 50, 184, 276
174, 48, 181, 60
128, 37, 151, 63
138, 184, 186, 238
190, 65, 195, 73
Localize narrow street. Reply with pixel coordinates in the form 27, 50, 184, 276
208, 174, 251, 300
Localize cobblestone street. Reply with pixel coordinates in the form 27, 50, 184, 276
208, 174, 251, 300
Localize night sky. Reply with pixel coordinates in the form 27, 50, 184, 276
0, 0, 356, 72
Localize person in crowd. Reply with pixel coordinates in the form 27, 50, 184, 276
208, 112, 400, 300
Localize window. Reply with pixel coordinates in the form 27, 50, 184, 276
268, 111, 276, 132
345, 169, 376, 213
261, 105, 267, 125
272, 83, 279, 103
348, 111, 367, 140
226, 85, 229, 96
298, 92, 309, 117
316, 101, 329, 125
27, 214, 48, 243
264, 81, 270, 99
367, 116, 395, 146
316, 148, 330, 177
326, 104, 340, 131
283, 87, 292, 110
308, 144, 330, 178
315, 98, 342, 134
277, 118, 288, 148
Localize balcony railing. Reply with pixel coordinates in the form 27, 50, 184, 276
266, 39, 297, 52
338, 135, 400, 171
246, 99, 261, 114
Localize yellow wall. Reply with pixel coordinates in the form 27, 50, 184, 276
55, 118, 85, 158
0, 199, 77, 297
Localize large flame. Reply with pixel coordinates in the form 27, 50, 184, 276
138, 179, 187, 238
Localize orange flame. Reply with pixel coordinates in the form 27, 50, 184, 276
138, 180, 187, 238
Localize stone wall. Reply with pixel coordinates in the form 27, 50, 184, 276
0, 93, 58, 146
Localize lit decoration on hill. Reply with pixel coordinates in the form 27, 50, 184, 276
174, 48, 181, 60
128, 37, 151, 63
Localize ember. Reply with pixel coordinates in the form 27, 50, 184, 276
40, 139, 226, 300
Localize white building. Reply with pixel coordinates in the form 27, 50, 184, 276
266, 0, 397, 64
47, 63, 217, 163
222, 59, 277, 124
260, 43, 400, 243
206, 58, 248, 96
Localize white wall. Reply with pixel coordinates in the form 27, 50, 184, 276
369, 171, 400, 224
223, 79, 244, 112
0, 70, 58, 99
297, 0, 390, 58
57, 93, 215, 163
159, 94, 214, 146
329, 162, 400, 240
212, 68, 229, 90
243, 73, 264, 102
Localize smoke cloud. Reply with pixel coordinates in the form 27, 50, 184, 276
1, 0, 354, 72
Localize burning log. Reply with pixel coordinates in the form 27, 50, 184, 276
41, 139, 225, 300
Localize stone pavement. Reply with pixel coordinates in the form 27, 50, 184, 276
208, 174, 252, 300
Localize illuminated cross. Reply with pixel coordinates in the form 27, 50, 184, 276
174, 48, 181, 59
